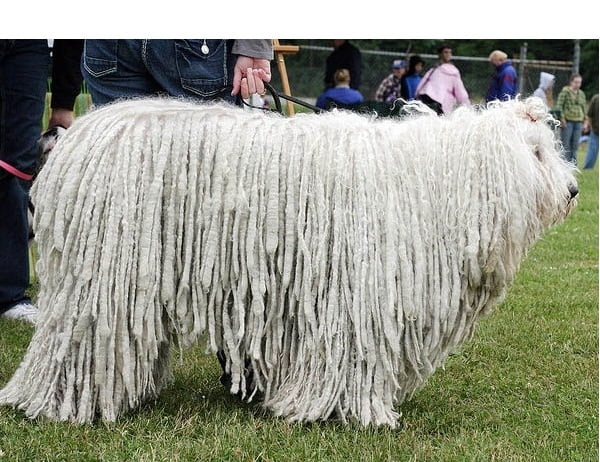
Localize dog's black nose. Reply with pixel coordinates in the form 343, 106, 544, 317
568, 184, 579, 199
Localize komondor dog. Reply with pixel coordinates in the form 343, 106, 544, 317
0, 96, 577, 427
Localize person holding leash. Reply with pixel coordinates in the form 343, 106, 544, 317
82, 39, 273, 105
81, 39, 273, 400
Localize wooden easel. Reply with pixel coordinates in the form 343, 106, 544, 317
272, 39, 299, 115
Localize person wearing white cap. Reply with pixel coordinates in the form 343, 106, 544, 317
533, 71, 556, 108
375, 59, 406, 103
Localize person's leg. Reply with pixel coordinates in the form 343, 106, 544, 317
561, 122, 576, 164
584, 130, 599, 169
0, 39, 49, 317
561, 122, 581, 165
569, 121, 583, 166
81, 40, 162, 105
0, 177, 31, 312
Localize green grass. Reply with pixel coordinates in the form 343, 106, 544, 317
1, 150, 597, 461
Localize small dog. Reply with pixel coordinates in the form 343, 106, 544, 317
36, 125, 66, 177
29, 126, 67, 243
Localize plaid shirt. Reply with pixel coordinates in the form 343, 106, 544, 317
556, 86, 587, 122
375, 74, 402, 102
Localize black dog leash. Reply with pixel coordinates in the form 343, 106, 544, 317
238, 82, 323, 115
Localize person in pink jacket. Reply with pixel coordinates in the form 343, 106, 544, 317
415, 44, 470, 115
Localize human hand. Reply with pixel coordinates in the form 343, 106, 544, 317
48, 108, 75, 129
231, 56, 272, 99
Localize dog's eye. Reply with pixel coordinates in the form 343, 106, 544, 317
534, 147, 542, 161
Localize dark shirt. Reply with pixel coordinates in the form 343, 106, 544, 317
587, 94, 598, 134
51, 39, 84, 110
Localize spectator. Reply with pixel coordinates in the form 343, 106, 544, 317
583, 93, 598, 169
375, 59, 406, 103
556, 73, 587, 165
400, 55, 424, 101
82, 39, 272, 105
414, 43, 470, 115
324, 40, 362, 90
0, 39, 83, 324
485, 50, 518, 102
533, 71, 555, 108
316, 68, 364, 109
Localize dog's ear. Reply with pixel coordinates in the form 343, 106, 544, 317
520, 97, 556, 125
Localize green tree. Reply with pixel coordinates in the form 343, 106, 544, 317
580, 39, 599, 97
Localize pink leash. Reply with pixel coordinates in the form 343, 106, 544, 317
0, 160, 34, 181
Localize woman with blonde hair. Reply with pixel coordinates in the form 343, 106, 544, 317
485, 49, 518, 102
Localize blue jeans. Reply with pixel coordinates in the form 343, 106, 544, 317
82, 40, 237, 105
583, 130, 598, 169
0, 39, 50, 312
561, 120, 583, 165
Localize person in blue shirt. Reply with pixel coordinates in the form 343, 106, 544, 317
316, 68, 364, 109
486, 50, 518, 102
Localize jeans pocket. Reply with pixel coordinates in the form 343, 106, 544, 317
83, 40, 118, 78
174, 39, 229, 97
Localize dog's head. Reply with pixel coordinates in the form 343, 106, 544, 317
29, 125, 67, 243
520, 97, 578, 225
480, 97, 578, 228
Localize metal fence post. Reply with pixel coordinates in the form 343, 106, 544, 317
518, 42, 527, 95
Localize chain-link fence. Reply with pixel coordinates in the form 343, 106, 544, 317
270, 43, 574, 106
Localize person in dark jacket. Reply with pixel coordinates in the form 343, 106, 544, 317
324, 40, 362, 90
48, 39, 84, 128
485, 49, 517, 102
400, 55, 424, 101
583, 93, 598, 169
0, 39, 83, 324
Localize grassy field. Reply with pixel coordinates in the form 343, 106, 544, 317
0, 149, 597, 462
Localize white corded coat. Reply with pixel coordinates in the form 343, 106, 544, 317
0, 97, 576, 427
